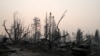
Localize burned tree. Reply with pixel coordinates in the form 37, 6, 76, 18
76, 29, 83, 45
44, 10, 68, 50
32, 17, 41, 43
3, 12, 29, 44
62, 30, 70, 43
44, 13, 48, 40
48, 12, 57, 41
94, 29, 100, 45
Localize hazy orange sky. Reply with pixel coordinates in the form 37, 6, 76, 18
0, 0, 100, 35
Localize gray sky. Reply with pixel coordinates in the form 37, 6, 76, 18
0, 0, 100, 35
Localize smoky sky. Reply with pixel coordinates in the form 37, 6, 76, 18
0, 0, 100, 34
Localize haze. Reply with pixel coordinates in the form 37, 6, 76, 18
0, 0, 100, 35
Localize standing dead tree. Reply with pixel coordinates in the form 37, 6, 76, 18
44, 10, 68, 50
31, 17, 41, 43
94, 29, 100, 45
76, 29, 83, 45
3, 12, 30, 44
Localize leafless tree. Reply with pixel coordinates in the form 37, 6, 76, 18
62, 30, 68, 43
3, 12, 30, 44
32, 17, 41, 43
44, 10, 68, 50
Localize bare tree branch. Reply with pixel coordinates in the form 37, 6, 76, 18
3, 20, 14, 42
